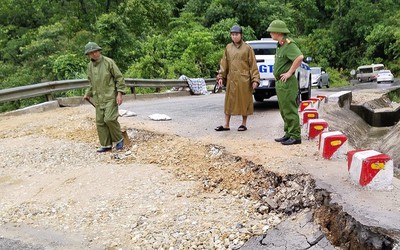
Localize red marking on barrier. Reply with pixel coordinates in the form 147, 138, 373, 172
359, 154, 391, 186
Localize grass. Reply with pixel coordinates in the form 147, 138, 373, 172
388, 91, 400, 103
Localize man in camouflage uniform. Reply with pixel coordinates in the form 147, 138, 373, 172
267, 20, 304, 145
83, 42, 126, 152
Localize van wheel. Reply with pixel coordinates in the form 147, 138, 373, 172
326, 79, 330, 88
301, 82, 312, 101
317, 81, 322, 89
358, 78, 362, 82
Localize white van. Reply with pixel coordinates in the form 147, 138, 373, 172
246, 38, 312, 102
356, 64, 384, 82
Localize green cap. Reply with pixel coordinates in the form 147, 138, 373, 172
267, 20, 290, 34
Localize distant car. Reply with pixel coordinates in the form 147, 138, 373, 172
376, 70, 394, 83
310, 67, 329, 88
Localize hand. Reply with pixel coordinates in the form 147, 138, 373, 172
116, 92, 123, 106
252, 82, 259, 90
218, 78, 224, 87
279, 71, 292, 82
83, 95, 89, 101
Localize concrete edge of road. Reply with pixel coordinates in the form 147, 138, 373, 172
1, 91, 192, 117
2, 90, 353, 117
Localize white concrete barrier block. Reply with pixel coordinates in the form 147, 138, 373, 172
299, 100, 314, 112
306, 118, 329, 139
301, 108, 319, 126
347, 150, 393, 190
318, 131, 348, 160
316, 95, 328, 104
308, 97, 321, 109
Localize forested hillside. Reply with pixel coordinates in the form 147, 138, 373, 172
1, 0, 399, 110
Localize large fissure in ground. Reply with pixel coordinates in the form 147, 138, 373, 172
118, 129, 398, 249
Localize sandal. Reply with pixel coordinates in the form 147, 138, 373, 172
215, 125, 230, 131
238, 125, 247, 131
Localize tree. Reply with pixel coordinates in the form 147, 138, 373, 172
94, 12, 135, 71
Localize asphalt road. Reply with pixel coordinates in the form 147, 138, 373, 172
119, 78, 400, 141
119, 87, 336, 141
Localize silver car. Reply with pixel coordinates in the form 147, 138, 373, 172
311, 67, 330, 88
376, 70, 394, 83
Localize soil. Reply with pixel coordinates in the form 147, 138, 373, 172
0, 91, 398, 249
0, 104, 325, 249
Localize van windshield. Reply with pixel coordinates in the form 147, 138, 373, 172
311, 68, 321, 74
359, 67, 373, 73
373, 65, 384, 71
248, 43, 276, 55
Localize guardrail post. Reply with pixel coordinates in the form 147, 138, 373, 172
130, 87, 136, 99
45, 93, 54, 101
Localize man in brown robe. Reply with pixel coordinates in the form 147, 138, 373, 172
215, 25, 260, 132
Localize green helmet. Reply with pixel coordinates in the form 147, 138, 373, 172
84, 42, 102, 55
266, 20, 290, 34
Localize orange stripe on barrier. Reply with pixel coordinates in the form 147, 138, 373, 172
330, 140, 342, 146
371, 162, 385, 170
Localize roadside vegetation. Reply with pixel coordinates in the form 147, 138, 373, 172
388, 91, 400, 103
0, 0, 399, 111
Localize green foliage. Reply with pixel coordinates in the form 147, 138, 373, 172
1, 0, 400, 111
133, 87, 168, 95
52, 54, 87, 80
364, 9, 400, 75
300, 29, 337, 68
388, 91, 400, 104
184, 0, 212, 16
119, 0, 174, 37
325, 67, 350, 88
94, 12, 134, 71
125, 35, 169, 78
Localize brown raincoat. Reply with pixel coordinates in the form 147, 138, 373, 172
220, 40, 260, 116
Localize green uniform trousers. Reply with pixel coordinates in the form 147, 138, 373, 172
95, 104, 123, 148
276, 76, 301, 140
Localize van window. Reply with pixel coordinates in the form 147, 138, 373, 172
249, 43, 276, 55
359, 67, 373, 73
311, 68, 321, 74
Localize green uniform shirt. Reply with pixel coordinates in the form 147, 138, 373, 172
85, 55, 126, 109
273, 36, 302, 78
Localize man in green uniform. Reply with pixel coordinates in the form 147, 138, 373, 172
215, 25, 260, 132
83, 42, 126, 152
267, 20, 304, 145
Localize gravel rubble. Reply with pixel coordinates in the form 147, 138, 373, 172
0, 106, 324, 249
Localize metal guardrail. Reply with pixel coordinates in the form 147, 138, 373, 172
0, 78, 217, 103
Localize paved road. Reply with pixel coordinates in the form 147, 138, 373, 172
119, 79, 400, 141
118, 87, 400, 249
